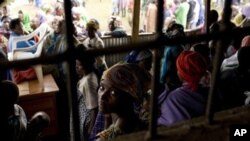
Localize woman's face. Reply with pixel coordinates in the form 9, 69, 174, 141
98, 79, 122, 114
75, 60, 84, 77
3, 20, 10, 30
138, 57, 152, 71
88, 29, 95, 38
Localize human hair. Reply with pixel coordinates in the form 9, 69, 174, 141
238, 47, 250, 71
108, 17, 117, 31
18, 10, 23, 15
0, 80, 19, 107
57, 19, 65, 33
75, 44, 96, 72
86, 19, 99, 31
9, 18, 21, 30
209, 10, 219, 26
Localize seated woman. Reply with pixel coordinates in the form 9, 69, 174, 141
125, 49, 153, 71
95, 63, 150, 140
75, 46, 100, 141
218, 46, 250, 110
221, 35, 250, 72
8, 18, 36, 53
158, 51, 209, 126
103, 16, 127, 37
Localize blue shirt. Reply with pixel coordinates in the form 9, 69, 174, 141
8, 32, 36, 53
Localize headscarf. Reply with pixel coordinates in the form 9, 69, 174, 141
125, 49, 152, 63
176, 51, 207, 91
233, 13, 244, 26
241, 35, 250, 47
101, 63, 151, 101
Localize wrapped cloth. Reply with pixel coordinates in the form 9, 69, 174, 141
176, 51, 207, 91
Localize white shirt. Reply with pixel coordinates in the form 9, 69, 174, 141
221, 51, 239, 72
77, 72, 99, 110
83, 33, 108, 69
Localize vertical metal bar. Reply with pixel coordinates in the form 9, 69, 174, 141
148, 0, 164, 139
206, 0, 232, 124
132, 0, 141, 43
63, 0, 80, 141
205, 0, 211, 35
148, 48, 161, 140
156, 0, 164, 33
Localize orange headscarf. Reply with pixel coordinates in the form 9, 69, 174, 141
176, 51, 207, 91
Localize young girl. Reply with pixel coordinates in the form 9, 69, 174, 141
75, 45, 100, 141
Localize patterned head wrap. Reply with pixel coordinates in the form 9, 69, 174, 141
101, 63, 151, 101
241, 35, 250, 47
125, 49, 152, 63
176, 51, 207, 91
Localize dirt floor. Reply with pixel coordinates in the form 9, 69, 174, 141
85, 0, 132, 32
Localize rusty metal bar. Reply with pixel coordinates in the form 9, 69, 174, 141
206, 0, 232, 124
132, 0, 140, 42
1, 27, 250, 70
63, 0, 80, 140
0, 0, 247, 140
148, 0, 164, 139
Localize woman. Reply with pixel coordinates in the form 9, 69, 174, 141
125, 49, 153, 71
96, 63, 150, 140
158, 51, 208, 126
104, 16, 127, 37
76, 46, 100, 141
18, 10, 33, 34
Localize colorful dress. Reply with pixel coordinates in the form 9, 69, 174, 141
77, 72, 99, 141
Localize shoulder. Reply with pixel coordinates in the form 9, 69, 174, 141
166, 86, 197, 103
97, 124, 124, 140
86, 72, 98, 81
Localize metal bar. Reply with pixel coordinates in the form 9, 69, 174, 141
205, 0, 211, 34
132, 0, 141, 43
1, 26, 250, 69
148, 48, 162, 140
63, 0, 80, 141
206, 0, 232, 124
148, 0, 164, 139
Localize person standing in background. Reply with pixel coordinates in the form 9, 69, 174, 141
145, 0, 157, 33
174, 0, 190, 29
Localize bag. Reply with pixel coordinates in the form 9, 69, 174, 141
12, 68, 37, 84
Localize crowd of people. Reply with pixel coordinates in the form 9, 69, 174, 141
1, 0, 250, 141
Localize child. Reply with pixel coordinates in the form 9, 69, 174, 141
0, 80, 50, 141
